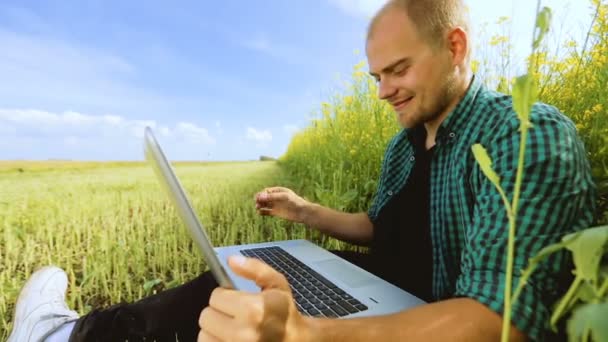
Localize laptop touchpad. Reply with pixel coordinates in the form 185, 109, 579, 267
314, 259, 375, 288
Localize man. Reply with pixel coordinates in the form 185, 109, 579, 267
9, 0, 596, 341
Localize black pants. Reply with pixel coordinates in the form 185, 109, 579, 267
68, 250, 375, 342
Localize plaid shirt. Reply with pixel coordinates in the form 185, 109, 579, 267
367, 76, 596, 340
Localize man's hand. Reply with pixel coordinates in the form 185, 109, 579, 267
254, 187, 310, 223
198, 255, 311, 342
254, 186, 374, 246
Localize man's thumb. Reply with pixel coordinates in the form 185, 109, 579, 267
228, 255, 290, 291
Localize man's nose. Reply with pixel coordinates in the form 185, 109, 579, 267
378, 77, 397, 101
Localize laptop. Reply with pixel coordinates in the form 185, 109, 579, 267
143, 127, 425, 318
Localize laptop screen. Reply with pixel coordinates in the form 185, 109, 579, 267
143, 127, 235, 289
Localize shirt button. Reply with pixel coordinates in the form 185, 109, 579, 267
410, 156, 415, 161
387, 190, 393, 196
449, 132, 456, 138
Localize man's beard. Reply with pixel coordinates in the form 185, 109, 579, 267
420, 70, 459, 124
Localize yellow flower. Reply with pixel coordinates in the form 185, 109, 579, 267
489, 35, 508, 46
353, 60, 366, 71
471, 60, 480, 73
592, 104, 603, 113
497, 16, 510, 25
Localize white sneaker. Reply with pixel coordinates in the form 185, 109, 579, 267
8, 266, 79, 342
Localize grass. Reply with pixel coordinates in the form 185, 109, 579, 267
0, 160, 325, 339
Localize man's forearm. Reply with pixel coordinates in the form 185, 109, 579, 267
304, 298, 528, 342
300, 203, 373, 246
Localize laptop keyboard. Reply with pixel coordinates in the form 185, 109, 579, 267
240, 246, 369, 317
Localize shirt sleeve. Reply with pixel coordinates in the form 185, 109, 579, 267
454, 104, 597, 341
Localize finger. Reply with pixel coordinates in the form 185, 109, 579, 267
254, 188, 270, 202
256, 200, 273, 209
255, 187, 290, 204
255, 191, 271, 205
228, 255, 290, 291
208, 287, 259, 318
265, 187, 289, 193
256, 192, 288, 208
197, 328, 222, 342
198, 306, 233, 341
265, 192, 289, 203
257, 208, 273, 216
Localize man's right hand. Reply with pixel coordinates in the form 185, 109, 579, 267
254, 187, 310, 224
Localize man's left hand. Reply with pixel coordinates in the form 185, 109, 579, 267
198, 255, 311, 342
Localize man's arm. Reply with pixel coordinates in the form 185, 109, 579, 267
201, 254, 527, 342
451, 104, 597, 340
255, 187, 374, 246
305, 298, 527, 342
300, 203, 374, 246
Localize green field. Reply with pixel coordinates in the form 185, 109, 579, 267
0, 161, 347, 339
2, 3, 606, 339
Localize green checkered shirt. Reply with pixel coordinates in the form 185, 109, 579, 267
367, 76, 596, 340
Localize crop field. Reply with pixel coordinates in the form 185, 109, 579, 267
0, 161, 348, 339
1, 2, 606, 340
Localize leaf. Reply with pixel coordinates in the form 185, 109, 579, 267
364, 180, 377, 193
471, 144, 501, 187
166, 279, 181, 289
314, 188, 329, 203
574, 281, 596, 303
143, 278, 162, 293
512, 74, 538, 125
567, 302, 608, 342
533, 7, 552, 49
340, 189, 358, 204
565, 225, 608, 283
513, 236, 575, 304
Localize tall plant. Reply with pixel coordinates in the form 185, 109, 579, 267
470, 2, 552, 341
512, 225, 608, 341
473, 2, 608, 341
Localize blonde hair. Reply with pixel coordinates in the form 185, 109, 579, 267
368, 0, 472, 60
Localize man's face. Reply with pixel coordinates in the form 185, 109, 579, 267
366, 8, 456, 129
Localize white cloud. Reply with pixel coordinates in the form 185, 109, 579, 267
159, 126, 171, 137
0, 109, 127, 127
283, 124, 299, 135
246, 127, 272, 146
0, 109, 163, 139
215, 120, 224, 135
240, 33, 304, 65
175, 122, 215, 145
328, 0, 387, 18
0, 108, 215, 158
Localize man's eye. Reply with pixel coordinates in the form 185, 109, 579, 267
394, 66, 408, 75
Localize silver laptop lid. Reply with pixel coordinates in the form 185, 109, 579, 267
143, 126, 235, 289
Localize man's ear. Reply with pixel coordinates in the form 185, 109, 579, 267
446, 27, 468, 67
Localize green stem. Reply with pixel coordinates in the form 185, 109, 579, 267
574, 0, 602, 82
582, 326, 591, 342
598, 277, 608, 298
500, 124, 529, 342
511, 236, 573, 304
550, 275, 583, 328
512, 263, 538, 304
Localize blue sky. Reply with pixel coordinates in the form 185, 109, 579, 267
0, 0, 593, 161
